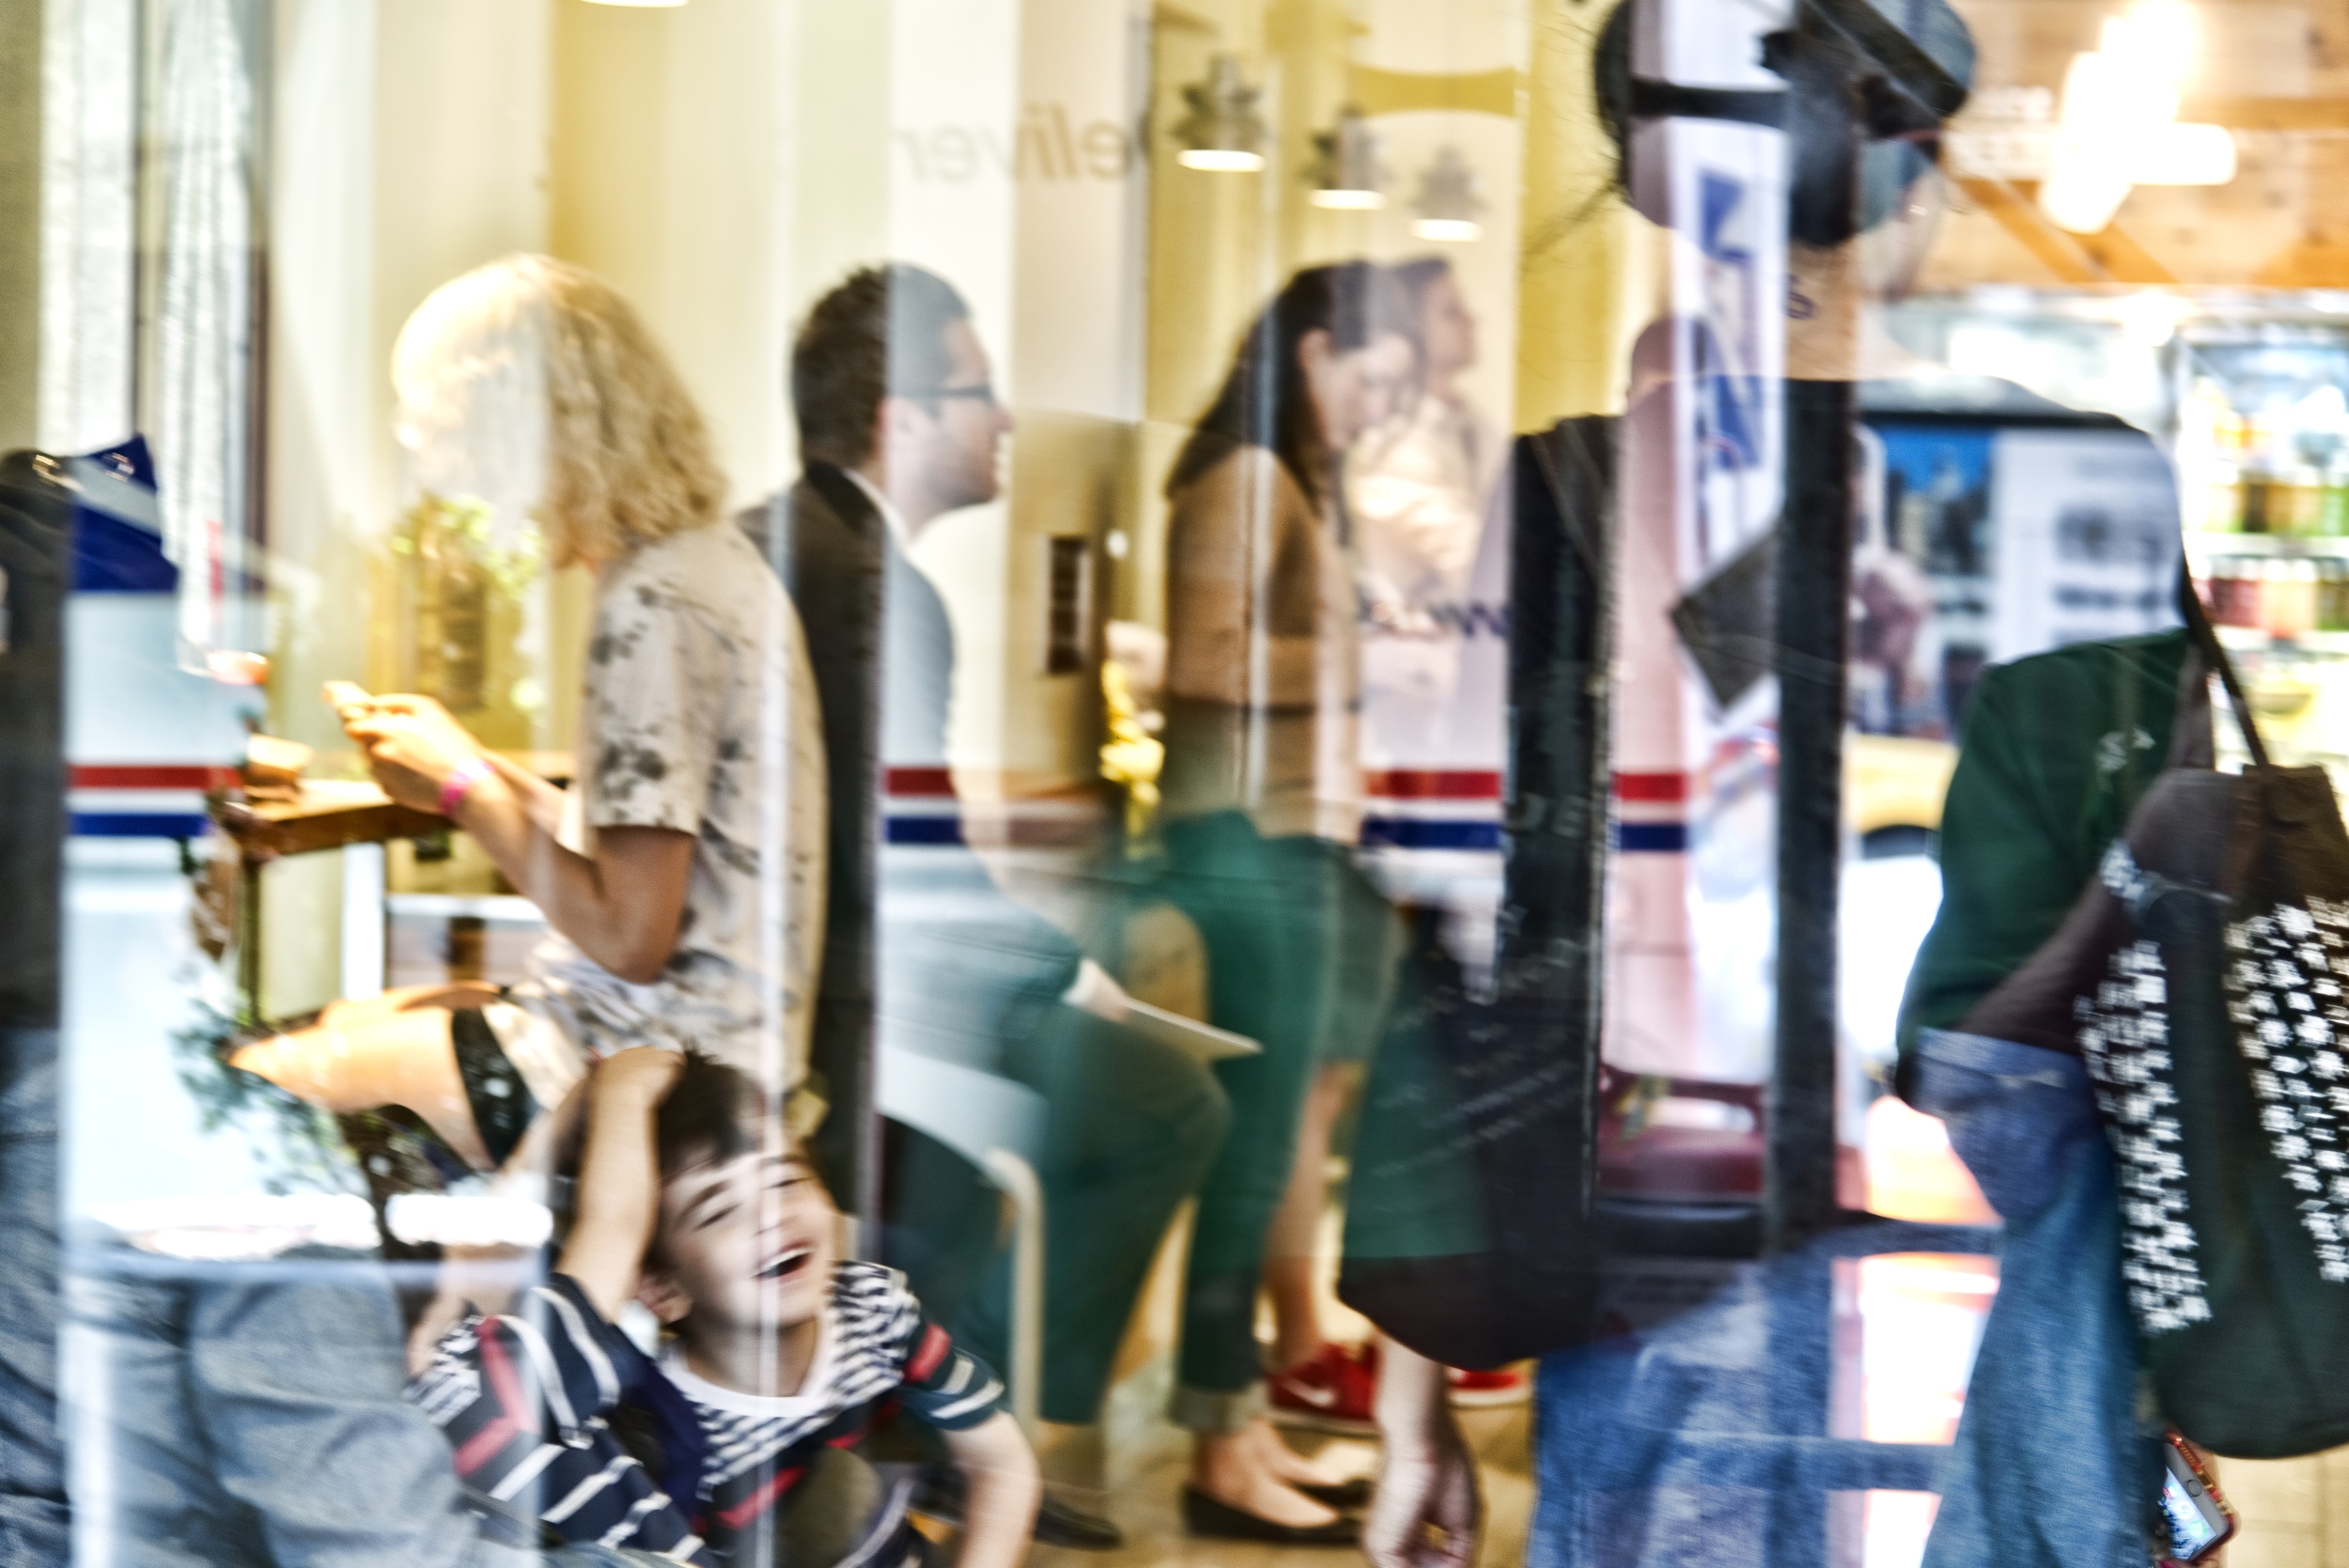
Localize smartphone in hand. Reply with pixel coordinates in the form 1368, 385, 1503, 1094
2155, 1431, 2236, 1564
322, 680, 376, 722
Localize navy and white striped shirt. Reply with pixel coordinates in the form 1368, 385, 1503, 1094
409, 1262, 1003, 1563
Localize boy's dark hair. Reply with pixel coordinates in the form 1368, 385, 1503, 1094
550, 1052, 832, 1261
650, 1050, 838, 1192
790, 263, 972, 470
652, 1050, 765, 1178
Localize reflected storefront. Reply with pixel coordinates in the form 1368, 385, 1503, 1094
9, 0, 2349, 1564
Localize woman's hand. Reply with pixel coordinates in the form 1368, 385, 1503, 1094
1366, 1337, 1483, 1568
343, 693, 486, 813
1366, 1434, 1480, 1568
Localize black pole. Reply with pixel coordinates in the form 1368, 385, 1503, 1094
1498, 417, 1620, 1230
1765, 101, 1864, 1257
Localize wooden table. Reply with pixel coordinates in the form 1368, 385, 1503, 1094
208, 781, 443, 1017
210, 779, 446, 862
208, 754, 571, 1017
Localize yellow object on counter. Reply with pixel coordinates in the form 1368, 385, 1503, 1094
1847, 733, 1960, 838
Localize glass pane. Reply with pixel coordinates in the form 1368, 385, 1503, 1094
12, 0, 2326, 1561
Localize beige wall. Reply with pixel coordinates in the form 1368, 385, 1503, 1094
550, 0, 830, 511
0, 0, 42, 451
261, 0, 555, 1015
270, 0, 556, 756
258, 0, 1616, 817
968, 0, 1152, 797
1516, 0, 1654, 427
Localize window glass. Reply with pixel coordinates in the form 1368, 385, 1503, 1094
10, 0, 2341, 1563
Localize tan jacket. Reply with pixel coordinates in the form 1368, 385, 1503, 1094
1159, 443, 1362, 843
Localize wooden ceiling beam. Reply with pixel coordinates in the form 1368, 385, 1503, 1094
1952, 177, 2177, 286
2178, 97, 2349, 132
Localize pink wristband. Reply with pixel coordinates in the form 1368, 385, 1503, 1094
438, 756, 494, 818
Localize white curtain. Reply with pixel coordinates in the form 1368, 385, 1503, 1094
38, 0, 140, 458
149, 0, 258, 658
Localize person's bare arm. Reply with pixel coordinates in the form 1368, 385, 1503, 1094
457, 779, 692, 985
1366, 1336, 1482, 1568
556, 1048, 685, 1322
483, 750, 570, 839
939, 1412, 1039, 1568
342, 695, 691, 983
405, 1076, 597, 1374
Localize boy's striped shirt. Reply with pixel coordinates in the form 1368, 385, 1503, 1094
409, 1261, 1003, 1562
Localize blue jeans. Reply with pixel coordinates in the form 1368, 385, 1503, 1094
1911, 1030, 2157, 1568
63, 1243, 669, 1567
0, 1030, 67, 1568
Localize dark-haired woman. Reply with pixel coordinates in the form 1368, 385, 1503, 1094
1157, 262, 1416, 1541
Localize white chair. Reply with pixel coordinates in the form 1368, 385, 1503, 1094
874, 1044, 1048, 1434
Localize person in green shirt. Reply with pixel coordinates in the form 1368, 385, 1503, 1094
1893, 629, 2193, 1087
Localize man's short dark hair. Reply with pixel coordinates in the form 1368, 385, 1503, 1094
790, 264, 972, 469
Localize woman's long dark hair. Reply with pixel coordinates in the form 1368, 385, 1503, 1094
1166, 261, 1413, 508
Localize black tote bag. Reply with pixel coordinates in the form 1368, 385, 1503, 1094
1961, 567, 2349, 1456
1333, 421, 1616, 1369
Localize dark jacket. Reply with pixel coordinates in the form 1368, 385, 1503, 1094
739, 469, 1079, 1086
739, 468, 890, 1171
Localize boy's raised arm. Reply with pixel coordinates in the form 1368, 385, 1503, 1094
940, 1412, 1039, 1568
559, 1047, 684, 1321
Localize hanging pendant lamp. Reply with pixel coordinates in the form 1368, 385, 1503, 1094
1410, 145, 1484, 241
1308, 105, 1387, 209
1174, 54, 1268, 173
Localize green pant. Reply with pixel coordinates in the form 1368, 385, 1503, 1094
1160, 812, 1398, 1429
880, 999, 1229, 1426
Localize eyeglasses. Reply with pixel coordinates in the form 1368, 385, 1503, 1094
911, 381, 1001, 409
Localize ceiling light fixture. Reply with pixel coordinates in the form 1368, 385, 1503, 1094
2039, 0, 2235, 234
1174, 54, 1268, 173
1308, 106, 1387, 210
1410, 146, 1484, 241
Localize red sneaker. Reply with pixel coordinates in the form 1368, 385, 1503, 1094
1268, 1343, 1379, 1436
1448, 1364, 1530, 1407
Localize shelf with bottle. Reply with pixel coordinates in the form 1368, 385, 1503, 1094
2208, 623, 2349, 656
2188, 472, 2349, 538
2177, 361, 2349, 541
2194, 614, 2349, 787
2185, 531, 2349, 558
2196, 555, 2349, 644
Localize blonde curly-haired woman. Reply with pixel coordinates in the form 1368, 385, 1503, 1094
234, 255, 825, 1177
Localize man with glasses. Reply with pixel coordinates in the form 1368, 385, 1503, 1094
741, 265, 1228, 1545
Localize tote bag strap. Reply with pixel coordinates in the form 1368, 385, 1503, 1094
2177, 559, 2272, 771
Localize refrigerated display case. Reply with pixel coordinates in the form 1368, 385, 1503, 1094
2171, 315, 2349, 784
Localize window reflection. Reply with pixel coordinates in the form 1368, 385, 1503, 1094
19, 0, 2349, 1562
